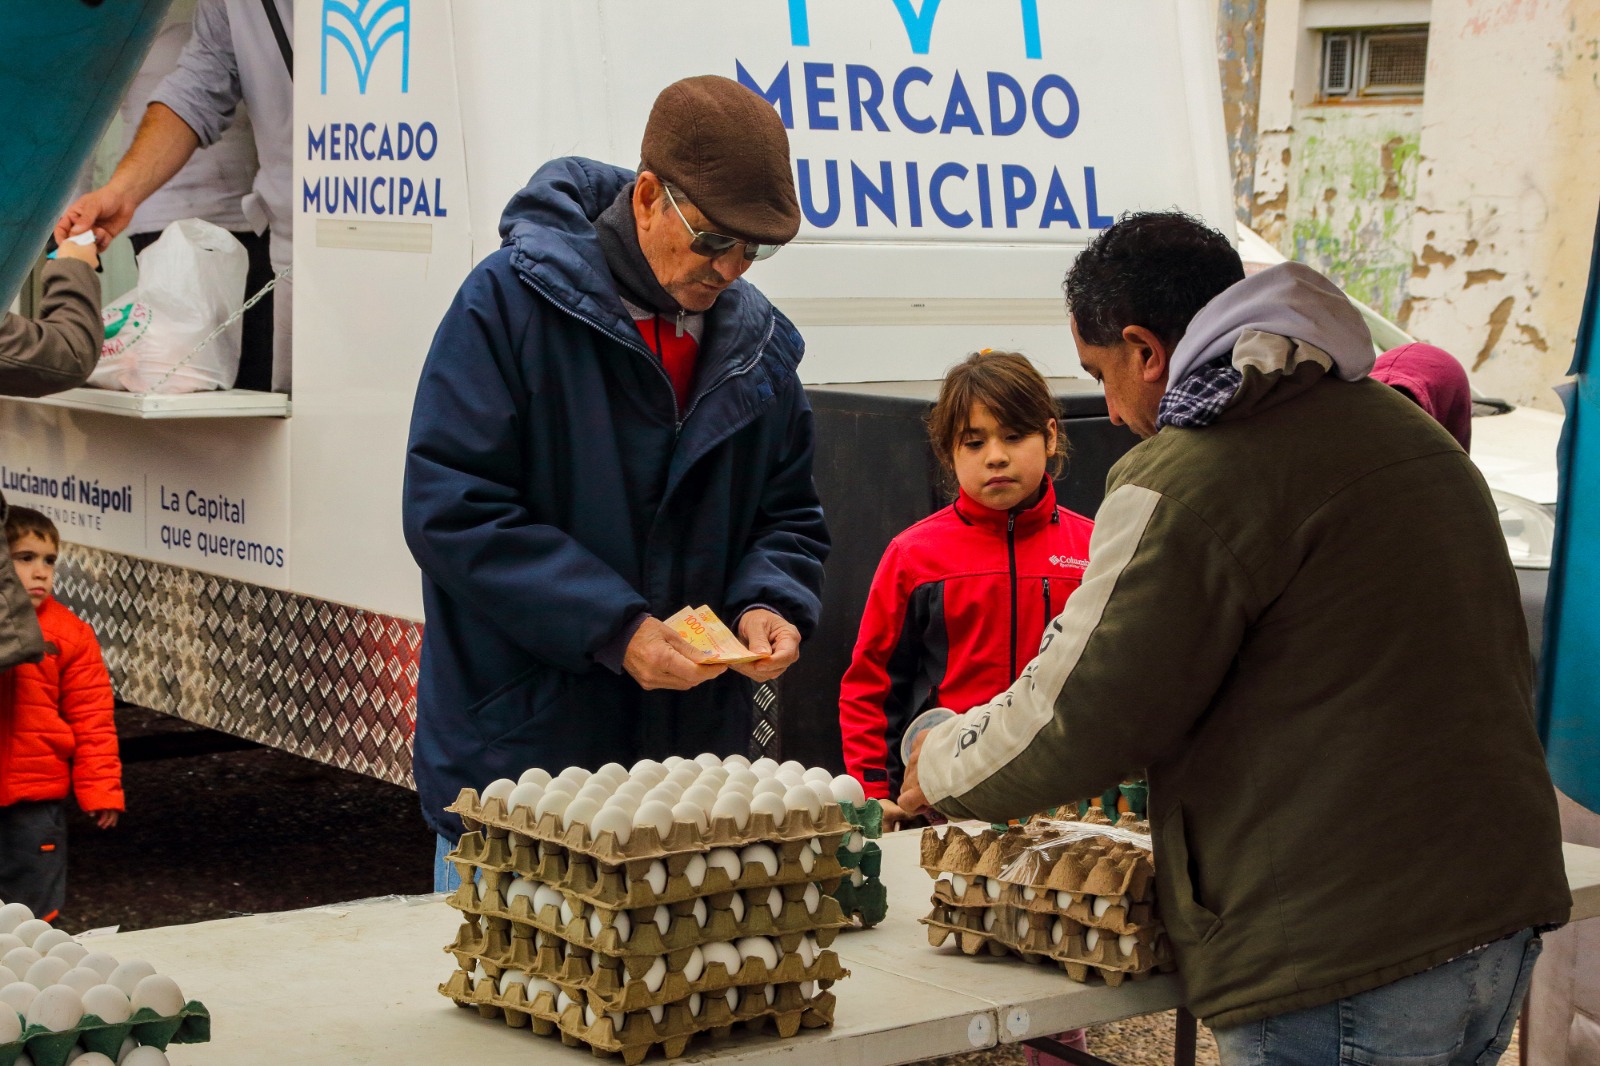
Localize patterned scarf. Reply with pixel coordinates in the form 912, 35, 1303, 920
1156, 358, 1241, 430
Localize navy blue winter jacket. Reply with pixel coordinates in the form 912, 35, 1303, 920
403, 158, 829, 838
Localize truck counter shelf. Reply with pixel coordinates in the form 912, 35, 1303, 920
3, 389, 290, 420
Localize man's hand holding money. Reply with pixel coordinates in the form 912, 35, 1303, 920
733, 608, 800, 683
622, 617, 728, 691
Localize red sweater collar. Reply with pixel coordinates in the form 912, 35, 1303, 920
953, 478, 1059, 533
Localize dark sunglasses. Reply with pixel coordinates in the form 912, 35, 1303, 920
662, 185, 783, 262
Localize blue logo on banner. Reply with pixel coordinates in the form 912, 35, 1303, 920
321, 0, 411, 94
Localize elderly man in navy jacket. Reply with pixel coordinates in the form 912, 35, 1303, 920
403, 76, 829, 876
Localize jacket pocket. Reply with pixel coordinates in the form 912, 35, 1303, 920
465, 666, 556, 747
1160, 804, 1224, 946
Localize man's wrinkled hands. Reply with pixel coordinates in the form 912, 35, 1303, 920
734, 608, 800, 683
54, 184, 139, 253
623, 616, 727, 691
897, 730, 931, 816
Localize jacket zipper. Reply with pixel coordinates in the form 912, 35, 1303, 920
1043, 577, 1052, 623
1008, 512, 1019, 679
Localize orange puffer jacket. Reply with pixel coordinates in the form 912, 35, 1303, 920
0, 597, 122, 812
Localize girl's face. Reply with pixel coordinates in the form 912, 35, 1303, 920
953, 403, 1058, 511
9, 533, 57, 606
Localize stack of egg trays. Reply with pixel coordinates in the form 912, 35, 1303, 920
917, 811, 1174, 987
830, 800, 887, 928
0, 1001, 210, 1066
439, 788, 852, 1065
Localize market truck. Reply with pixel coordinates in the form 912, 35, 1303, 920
0, 0, 1233, 784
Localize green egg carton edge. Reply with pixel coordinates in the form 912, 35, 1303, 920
0, 999, 210, 1066
835, 800, 884, 839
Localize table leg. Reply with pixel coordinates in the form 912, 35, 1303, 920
1024, 1007, 1200, 1066
1023, 1036, 1120, 1066
1174, 1007, 1198, 1066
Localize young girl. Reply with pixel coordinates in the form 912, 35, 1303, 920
839, 350, 1094, 825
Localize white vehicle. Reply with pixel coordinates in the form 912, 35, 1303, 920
0, 1, 1251, 781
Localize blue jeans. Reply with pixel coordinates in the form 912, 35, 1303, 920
1213, 929, 1542, 1066
434, 833, 462, 894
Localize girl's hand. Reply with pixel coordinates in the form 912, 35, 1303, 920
89, 810, 120, 829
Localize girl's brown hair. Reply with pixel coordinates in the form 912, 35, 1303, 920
927, 350, 1066, 475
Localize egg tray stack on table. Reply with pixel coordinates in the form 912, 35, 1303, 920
918, 807, 1175, 986
439, 755, 853, 1065
0, 900, 209, 1066
826, 778, 887, 929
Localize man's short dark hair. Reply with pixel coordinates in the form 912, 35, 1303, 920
1064, 211, 1245, 351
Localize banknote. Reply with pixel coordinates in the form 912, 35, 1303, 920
664, 605, 765, 664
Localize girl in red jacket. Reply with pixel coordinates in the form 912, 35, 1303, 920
839, 350, 1095, 825
0, 508, 122, 921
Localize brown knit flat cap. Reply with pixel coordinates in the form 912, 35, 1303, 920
641, 75, 801, 246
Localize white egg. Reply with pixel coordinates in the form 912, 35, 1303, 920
44, 941, 87, 969
701, 941, 741, 976
78, 952, 118, 980
777, 771, 805, 790
650, 905, 671, 937
694, 753, 722, 770
1119, 934, 1138, 956
763, 983, 778, 1005
508, 777, 547, 809
688, 991, 704, 1016
1051, 919, 1065, 945
561, 796, 601, 830
558, 899, 577, 926
808, 837, 824, 855
671, 802, 710, 833
25, 956, 71, 988
850, 868, 865, 888
706, 847, 741, 883
729, 892, 746, 922
750, 792, 788, 823
803, 883, 822, 914
31, 929, 71, 954
691, 897, 709, 927
723, 753, 751, 769
588, 805, 633, 845
1056, 890, 1074, 908
596, 761, 630, 784
951, 874, 969, 897
984, 877, 1003, 900
680, 784, 719, 811
614, 912, 635, 944
642, 860, 668, 895
498, 969, 530, 996
682, 945, 706, 983
0, 981, 36, 1013
845, 830, 866, 853
632, 801, 675, 839
666, 763, 699, 783
613, 781, 648, 804
82, 983, 130, 1023
725, 768, 759, 792
696, 766, 729, 787
1023, 887, 1039, 901
532, 884, 564, 917
740, 843, 780, 878
556, 766, 591, 787
533, 789, 574, 823
602, 792, 641, 816
982, 908, 998, 931
648, 1002, 665, 1024
1016, 914, 1031, 938
1, 948, 40, 975
131, 974, 185, 1018
724, 986, 740, 1010
529, 977, 559, 999
796, 935, 817, 967
517, 766, 553, 787
480, 778, 516, 805
683, 853, 709, 888
1086, 928, 1101, 951
25, 984, 82, 1031
829, 774, 866, 805
575, 781, 611, 805
662, 756, 686, 770
73, 1054, 116, 1066
800, 979, 817, 999
736, 936, 780, 969
642, 956, 668, 993
583, 1004, 597, 1027
760, 887, 784, 919
0, 1008, 16, 1043
108, 960, 156, 998
798, 847, 817, 875
0, 904, 32, 934
644, 782, 683, 805
710, 793, 751, 830
120, 1049, 171, 1066
783, 786, 824, 820
751, 758, 781, 777
556, 989, 576, 1013
473, 871, 491, 901
632, 766, 668, 788
1092, 896, 1116, 918
0, 935, 21, 956
752, 778, 787, 798
802, 767, 832, 786
11, 920, 50, 948
0, 966, 14, 988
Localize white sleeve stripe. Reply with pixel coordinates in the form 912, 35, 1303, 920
919, 485, 1163, 805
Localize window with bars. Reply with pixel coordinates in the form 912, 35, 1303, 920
1322, 26, 1428, 99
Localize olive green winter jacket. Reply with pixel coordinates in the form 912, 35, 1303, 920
918, 287, 1570, 1026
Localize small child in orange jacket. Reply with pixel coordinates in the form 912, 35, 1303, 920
0, 507, 122, 921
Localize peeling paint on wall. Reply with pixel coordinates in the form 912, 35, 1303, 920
1219, 0, 1268, 224
1284, 108, 1423, 319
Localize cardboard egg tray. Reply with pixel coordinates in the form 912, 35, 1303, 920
831, 801, 888, 929
920, 900, 1172, 986
451, 789, 851, 863
0, 1001, 211, 1066
440, 967, 837, 1065
450, 832, 846, 911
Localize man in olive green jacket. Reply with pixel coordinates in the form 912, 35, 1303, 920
901, 213, 1569, 1063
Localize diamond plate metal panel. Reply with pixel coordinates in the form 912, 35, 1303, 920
55, 546, 419, 787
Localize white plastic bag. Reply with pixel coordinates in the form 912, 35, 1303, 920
92, 218, 248, 393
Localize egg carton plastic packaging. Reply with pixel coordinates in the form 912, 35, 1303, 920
446, 875, 850, 962
439, 966, 837, 1065
449, 786, 851, 865
450, 831, 847, 912
0, 1001, 210, 1066
920, 900, 1172, 986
